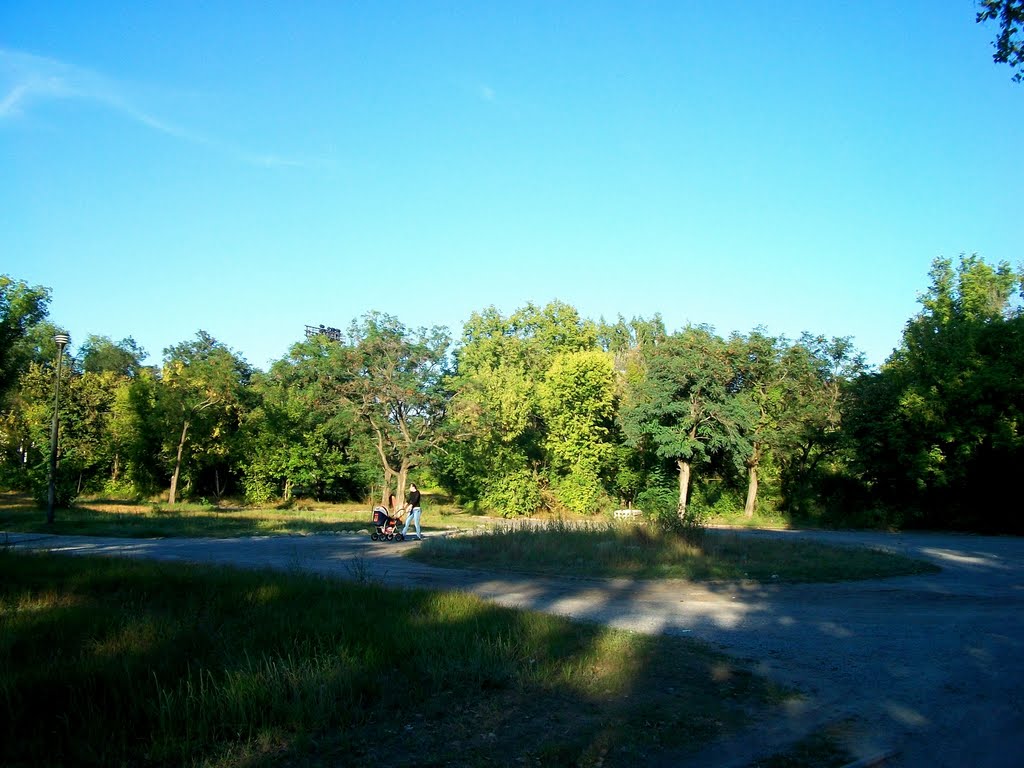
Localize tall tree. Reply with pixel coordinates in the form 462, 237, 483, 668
775, 334, 865, 518
241, 337, 364, 503
440, 302, 600, 515
160, 331, 252, 504
846, 254, 1024, 530
623, 326, 752, 519
539, 349, 617, 514
0, 276, 51, 403
79, 335, 147, 378
440, 301, 639, 516
730, 330, 786, 518
342, 313, 451, 507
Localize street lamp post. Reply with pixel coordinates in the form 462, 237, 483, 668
46, 333, 70, 525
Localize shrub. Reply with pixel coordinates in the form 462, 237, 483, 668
551, 469, 610, 516
29, 459, 79, 510
481, 469, 544, 517
636, 485, 706, 544
242, 472, 278, 506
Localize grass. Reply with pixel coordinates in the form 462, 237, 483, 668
0, 549, 788, 768
0, 491, 468, 539
409, 520, 940, 583
1, 492, 939, 583
748, 720, 858, 767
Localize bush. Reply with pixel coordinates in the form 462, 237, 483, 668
551, 469, 610, 516
29, 459, 79, 510
242, 472, 278, 506
481, 469, 544, 517
636, 485, 706, 544
101, 476, 141, 500
689, 480, 744, 520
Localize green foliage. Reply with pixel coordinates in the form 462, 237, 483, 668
343, 312, 451, 504
622, 325, 753, 515
978, 0, 1024, 81
843, 254, 1024, 531
636, 484, 707, 539
481, 468, 544, 517
78, 334, 147, 377
28, 458, 79, 509
240, 338, 363, 503
7, 265, 1024, 534
549, 467, 611, 516
441, 301, 608, 509
539, 349, 617, 476
0, 275, 51, 403
597, 313, 667, 354
159, 331, 253, 502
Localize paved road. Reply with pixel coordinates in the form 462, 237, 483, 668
4, 528, 1022, 768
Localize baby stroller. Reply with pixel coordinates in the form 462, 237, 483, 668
370, 506, 405, 542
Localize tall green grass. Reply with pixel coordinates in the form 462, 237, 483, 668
411, 520, 939, 582
0, 550, 785, 767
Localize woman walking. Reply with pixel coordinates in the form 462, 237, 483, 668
400, 483, 423, 540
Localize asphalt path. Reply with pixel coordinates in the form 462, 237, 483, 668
4, 527, 1022, 768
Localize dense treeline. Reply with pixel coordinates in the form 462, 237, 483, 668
1, 254, 1021, 532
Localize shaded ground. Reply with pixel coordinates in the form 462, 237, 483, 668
4, 527, 1022, 767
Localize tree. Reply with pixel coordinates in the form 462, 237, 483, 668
775, 334, 865, 519
978, 0, 1024, 81
539, 349, 617, 514
845, 254, 1024, 530
79, 335, 147, 377
539, 350, 616, 476
342, 313, 451, 507
440, 302, 600, 515
160, 331, 252, 504
0, 357, 124, 506
597, 314, 667, 356
623, 326, 752, 519
729, 329, 787, 518
241, 337, 364, 503
0, 276, 51, 403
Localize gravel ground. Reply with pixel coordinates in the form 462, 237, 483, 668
4, 527, 1022, 767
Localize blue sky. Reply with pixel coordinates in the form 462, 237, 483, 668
3, 1, 1021, 370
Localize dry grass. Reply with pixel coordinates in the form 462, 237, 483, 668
0, 491, 471, 538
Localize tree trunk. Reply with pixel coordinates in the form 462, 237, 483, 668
396, 457, 413, 509
111, 452, 121, 483
381, 465, 395, 506
284, 479, 292, 501
744, 464, 759, 518
677, 459, 691, 518
744, 444, 761, 518
372, 425, 398, 506
169, 418, 190, 505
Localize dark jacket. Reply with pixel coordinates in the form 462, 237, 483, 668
407, 488, 421, 509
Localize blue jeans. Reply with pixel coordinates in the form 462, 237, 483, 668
401, 507, 422, 537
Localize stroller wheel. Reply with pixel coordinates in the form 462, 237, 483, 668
396, 533, 404, 542
371, 532, 379, 541
386, 533, 395, 541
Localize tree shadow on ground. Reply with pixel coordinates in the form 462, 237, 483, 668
0, 550, 788, 768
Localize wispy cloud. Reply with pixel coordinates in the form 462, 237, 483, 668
0, 47, 313, 168
479, 84, 497, 102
